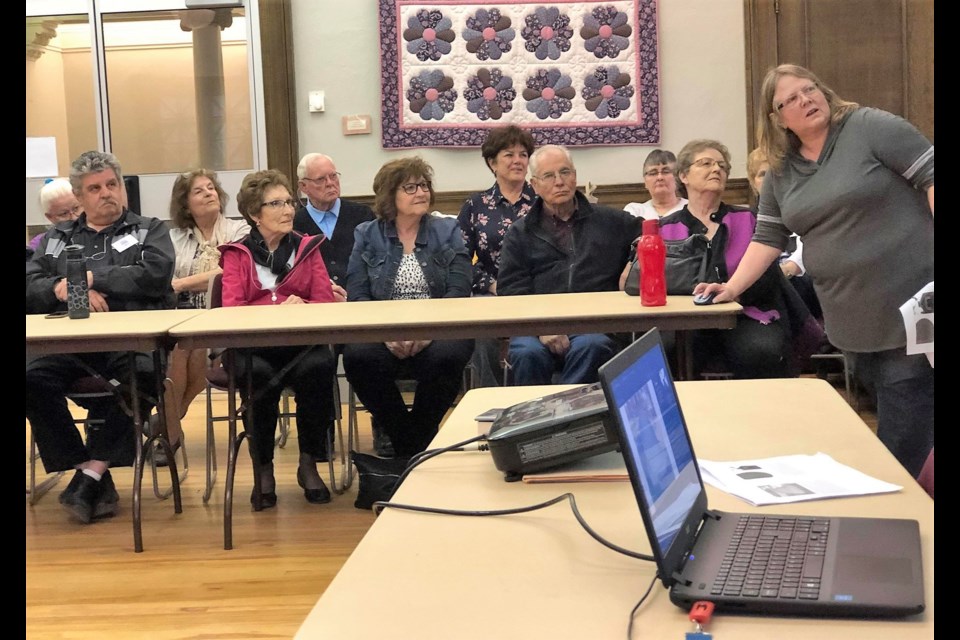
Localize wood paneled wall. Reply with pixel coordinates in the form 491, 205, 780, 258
743, 0, 934, 150
344, 179, 752, 217
258, 0, 299, 183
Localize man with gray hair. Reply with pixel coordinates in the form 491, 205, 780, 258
26, 150, 175, 524
498, 144, 642, 385
292, 152, 384, 453
294, 153, 374, 298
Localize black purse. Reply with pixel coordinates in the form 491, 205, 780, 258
624, 233, 712, 296
351, 451, 411, 510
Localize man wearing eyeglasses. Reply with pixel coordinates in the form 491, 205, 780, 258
26, 150, 175, 524
498, 144, 643, 385
294, 153, 374, 301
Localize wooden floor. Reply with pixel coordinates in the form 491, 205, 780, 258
26, 376, 874, 639
26, 393, 380, 640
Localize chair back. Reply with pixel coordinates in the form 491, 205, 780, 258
207, 272, 224, 310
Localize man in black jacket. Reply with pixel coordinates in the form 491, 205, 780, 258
26, 150, 176, 524
293, 153, 374, 300
498, 145, 642, 385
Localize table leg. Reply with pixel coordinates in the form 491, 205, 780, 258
223, 349, 237, 550
676, 331, 695, 381
130, 351, 144, 553
153, 349, 183, 512
247, 355, 263, 512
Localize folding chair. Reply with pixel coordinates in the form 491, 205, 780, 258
27, 370, 185, 503
201, 274, 357, 506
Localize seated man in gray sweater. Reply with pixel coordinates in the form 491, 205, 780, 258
497, 145, 642, 385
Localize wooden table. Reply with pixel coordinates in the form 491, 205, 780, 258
169, 292, 740, 549
26, 309, 203, 552
295, 380, 934, 639
169, 291, 739, 352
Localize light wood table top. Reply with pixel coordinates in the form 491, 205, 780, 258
26, 308, 204, 355
296, 379, 933, 640
169, 292, 741, 350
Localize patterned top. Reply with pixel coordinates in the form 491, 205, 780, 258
169, 216, 250, 309
457, 180, 537, 294
391, 252, 431, 300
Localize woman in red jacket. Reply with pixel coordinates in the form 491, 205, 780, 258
219, 169, 337, 509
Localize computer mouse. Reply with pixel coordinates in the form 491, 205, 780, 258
693, 291, 717, 305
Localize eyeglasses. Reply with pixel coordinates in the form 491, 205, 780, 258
533, 168, 575, 182
643, 168, 673, 178
399, 181, 432, 195
301, 172, 341, 185
775, 84, 818, 112
49, 204, 81, 221
261, 199, 298, 211
691, 158, 731, 173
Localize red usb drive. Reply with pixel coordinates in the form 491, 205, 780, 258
689, 600, 715, 625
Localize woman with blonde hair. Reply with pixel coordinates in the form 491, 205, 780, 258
696, 64, 934, 476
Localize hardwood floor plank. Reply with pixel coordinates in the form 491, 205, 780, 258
27, 394, 377, 639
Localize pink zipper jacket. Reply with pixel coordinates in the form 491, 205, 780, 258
219, 233, 335, 306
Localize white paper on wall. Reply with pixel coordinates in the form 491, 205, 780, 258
26, 137, 58, 178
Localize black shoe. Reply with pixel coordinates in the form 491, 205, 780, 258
297, 466, 331, 504
58, 470, 84, 504
59, 471, 101, 524
249, 488, 278, 510
93, 470, 120, 519
373, 428, 395, 459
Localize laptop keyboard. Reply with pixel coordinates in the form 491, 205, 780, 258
710, 515, 830, 600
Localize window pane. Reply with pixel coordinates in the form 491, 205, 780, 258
26, 15, 97, 177
101, 8, 252, 174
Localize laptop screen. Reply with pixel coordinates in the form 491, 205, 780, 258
599, 329, 708, 581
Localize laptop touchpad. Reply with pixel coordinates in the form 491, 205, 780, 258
835, 555, 912, 585
832, 518, 920, 592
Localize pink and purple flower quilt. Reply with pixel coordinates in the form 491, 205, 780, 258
379, 0, 660, 148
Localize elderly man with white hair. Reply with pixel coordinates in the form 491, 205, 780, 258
497, 144, 642, 385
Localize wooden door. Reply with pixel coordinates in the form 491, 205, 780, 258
743, 0, 933, 149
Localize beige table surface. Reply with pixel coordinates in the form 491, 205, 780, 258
296, 379, 933, 640
168, 292, 741, 350
26, 308, 204, 355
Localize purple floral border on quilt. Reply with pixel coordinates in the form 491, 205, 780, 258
379, 0, 660, 148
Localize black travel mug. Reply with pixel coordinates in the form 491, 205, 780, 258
64, 244, 90, 319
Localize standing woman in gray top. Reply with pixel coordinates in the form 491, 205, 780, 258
695, 64, 933, 477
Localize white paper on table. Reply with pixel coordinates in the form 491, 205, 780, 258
900, 281, 934, 368
697, 453, 901, 507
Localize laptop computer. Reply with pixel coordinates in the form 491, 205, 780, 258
597, 329, 925, 617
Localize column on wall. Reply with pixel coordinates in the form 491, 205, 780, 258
180, 8, 234, 169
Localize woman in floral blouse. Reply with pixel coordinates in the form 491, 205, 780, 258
457, 125, 536, 386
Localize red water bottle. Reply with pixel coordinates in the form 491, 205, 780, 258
638, 219, 666, 307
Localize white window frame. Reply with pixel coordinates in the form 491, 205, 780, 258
26, 0, 266, 223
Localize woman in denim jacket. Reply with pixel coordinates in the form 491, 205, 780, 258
344, 157, 475, 457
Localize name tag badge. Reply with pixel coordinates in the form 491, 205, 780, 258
112, 234, 138, 253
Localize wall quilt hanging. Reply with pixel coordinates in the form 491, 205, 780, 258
379, 0, 660, 148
